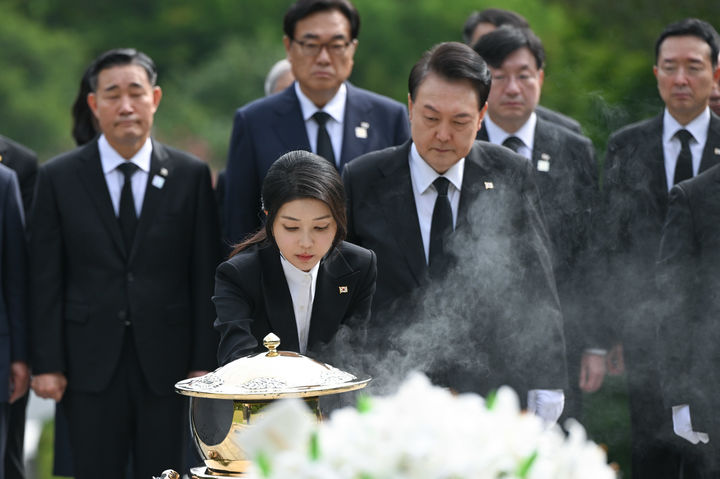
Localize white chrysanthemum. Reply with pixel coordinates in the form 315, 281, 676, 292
242, 372, 616, 479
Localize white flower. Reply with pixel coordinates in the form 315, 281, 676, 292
245, 372, 616, 479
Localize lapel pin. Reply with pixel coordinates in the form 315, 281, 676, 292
0, 155, 3, 162
355, 126, 367, 139
484, 181, 494, 190
360, 122, 369, 129
339, 286, 348, 294
160, 167, 169, 177
715, 148, 720, 155
537, 153, 551, 172
152, 175, 166, 189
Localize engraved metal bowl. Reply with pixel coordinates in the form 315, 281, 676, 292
174, 333, 371, 477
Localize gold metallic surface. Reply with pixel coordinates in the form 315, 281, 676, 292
176, 333, 371, 476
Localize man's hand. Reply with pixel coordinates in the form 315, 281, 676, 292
579, 352, 607, 393
606, 343, 625, 375
8, 361, 30, 403
31, 372, 67, 402
187, 370, 209, 379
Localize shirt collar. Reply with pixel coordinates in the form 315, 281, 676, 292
99, 134, 152, 174
280, 252, 320, 285
662, 107, 710, 146
295, 82, 347, 124
484, 112, 537, 151
409, 142, 464, 195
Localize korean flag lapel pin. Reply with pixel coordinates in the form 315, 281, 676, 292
715, 147, 720, 156
355, 121, 369, 139
152, 167, 168, 189
484, 181, 494, 190
537, 153, 551, 172
338, 285, 349, 294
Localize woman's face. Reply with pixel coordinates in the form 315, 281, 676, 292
272, 198, 337, 271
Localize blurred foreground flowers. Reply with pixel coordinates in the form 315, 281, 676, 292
240, 372, 615, 479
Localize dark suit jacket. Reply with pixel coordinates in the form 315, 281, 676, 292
224, 82, 410, 243
342, 140, 567, 398
213, 241, 376, 365
657, 163, 720, 467
602, 112, 720, 343
479, 119, 603, 350
536, 105, 582, 135
0, 135, 38, 215
28, 139, 221, 395
0, 166, 26, 403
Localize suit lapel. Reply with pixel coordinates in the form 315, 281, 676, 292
271, 86, 311, 153
76, 141, 126, 257
644, 115, 667, 203
377, 143, 427, 285
259, 245, 301, 352
340, 83, 372, 169
457, 143, 491, 231
307, 247, 361, 348
700, 114, 720, 173
129, 140, 169, 263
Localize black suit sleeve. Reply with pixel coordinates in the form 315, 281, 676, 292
28, 166, 66, 374
189, 164, 222, 372
656, 184, 698, 410
3, 172, 27, 364
212, 258, 261, 365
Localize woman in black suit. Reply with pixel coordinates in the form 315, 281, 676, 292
213, 150, 376, 365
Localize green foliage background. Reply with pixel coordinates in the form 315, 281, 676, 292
1, 0, 718, 171
4, 1, 719, 477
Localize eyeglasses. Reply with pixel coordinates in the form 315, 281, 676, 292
292, 38, 354, 57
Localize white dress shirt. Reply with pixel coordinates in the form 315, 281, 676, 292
408, 143, 463, 265
280, 254, 320, 355
408, 141, 564, 423
295, 82, 347, 168
662, 107, 710, 191
99, 134, 152, 217
483, 113, 537, 161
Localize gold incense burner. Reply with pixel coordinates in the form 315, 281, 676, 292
171, 333, 370, 478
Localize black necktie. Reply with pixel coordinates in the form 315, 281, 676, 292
673, 129, 693, 185
429, 177, 453, 271
313, 111, 336, 167
117, 162, 139, 250
502, 135, 525, 153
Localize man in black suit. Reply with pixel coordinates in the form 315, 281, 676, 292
462, 8, 582, 135
0, 165, 27, 479
29, 48, 220, 479
343, 42, 567, 421
224, 0, 410, 244
473, 26, 604, 420
0, 136, 36, 479
602, 18, 720, 479
657, 161, 720, 477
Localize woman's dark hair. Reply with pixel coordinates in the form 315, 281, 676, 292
230, 150, 347, 257
71, 64, 99, 146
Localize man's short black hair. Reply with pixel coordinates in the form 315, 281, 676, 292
408, 42, 492, 111
462, 8, 529, 45
88, 48, 157, 92
283, 0, 360, 40
472, 26, 545, 70
655, 18, 720, 68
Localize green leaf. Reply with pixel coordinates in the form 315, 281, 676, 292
256, 451, 271, 478
357, 394, 372, 414
517, 451, 538, 478
485, 390, 498, 410
309, 431, 320, 461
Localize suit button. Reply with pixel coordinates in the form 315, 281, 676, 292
118, 310, 130, 326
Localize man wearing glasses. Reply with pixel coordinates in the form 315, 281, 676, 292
223, 0, 410, 244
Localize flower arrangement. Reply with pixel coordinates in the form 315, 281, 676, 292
239, 372, 616, 479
